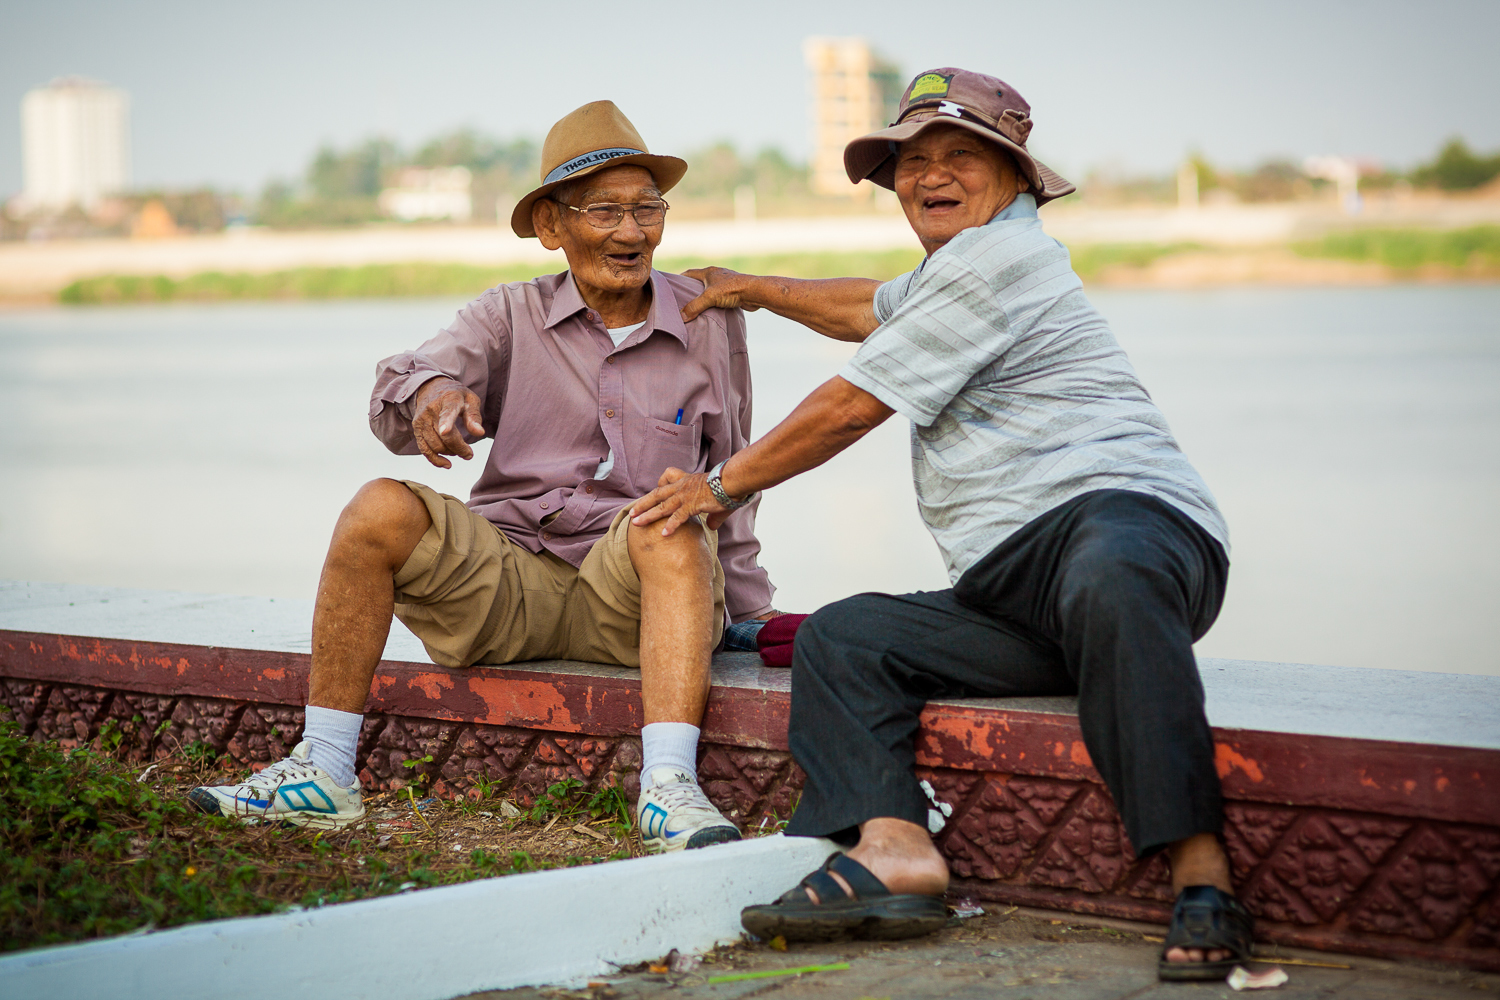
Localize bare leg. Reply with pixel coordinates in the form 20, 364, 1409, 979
627, 518, 716, 725
308, 479, 431, 714
1163, 831, 1235, 964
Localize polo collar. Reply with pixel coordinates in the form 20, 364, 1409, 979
987, 192, 1038, 226
543, 270, 688, 348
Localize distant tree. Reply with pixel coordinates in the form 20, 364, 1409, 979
308, 139, 401, 200
1411, 139, 1500, 191
411, 129, 536, 176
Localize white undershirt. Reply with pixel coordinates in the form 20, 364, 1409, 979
592, 322, 646, 480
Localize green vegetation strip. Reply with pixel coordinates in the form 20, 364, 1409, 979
1292, 225, 1500, 270
53, 227, 1500, 306
706, 962, 851, 983
0, 719, 631, 953
57, 250, 925, 306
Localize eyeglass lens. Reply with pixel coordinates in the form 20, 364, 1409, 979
578, 202, 668, 228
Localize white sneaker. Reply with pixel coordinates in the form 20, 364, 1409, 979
187, 740, 365, 830
636, 767, 741, 852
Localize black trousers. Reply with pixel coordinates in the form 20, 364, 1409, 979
783, 489, 1229, 858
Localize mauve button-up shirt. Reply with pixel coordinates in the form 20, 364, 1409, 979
369, 269, 775, 621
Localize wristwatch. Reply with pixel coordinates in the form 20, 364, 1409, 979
706, 460, 756, 510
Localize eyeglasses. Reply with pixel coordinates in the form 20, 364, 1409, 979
556, 199, 670, 229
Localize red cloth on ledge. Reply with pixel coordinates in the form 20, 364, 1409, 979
756, 613, 809, 667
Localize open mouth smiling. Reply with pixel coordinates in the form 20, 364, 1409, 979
606, 252, 644, 265
922, 195, 962, 211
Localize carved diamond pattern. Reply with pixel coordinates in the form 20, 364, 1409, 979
225, 704, 302, 766
1347, 824, 1493, 940
0, 679, 53, 733
938, 774, 1050, 881
6, 676, 1500, 971
1027, 787, 1132, 893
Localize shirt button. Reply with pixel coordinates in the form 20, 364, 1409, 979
606, 356, 615, 364
539, 501, 549, 509
588, 311, 599, 323
584, 485, 594, 494
542, 531, 552, 541
605, 409, 615, 418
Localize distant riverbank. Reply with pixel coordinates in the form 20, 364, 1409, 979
42, 227, 1500, 304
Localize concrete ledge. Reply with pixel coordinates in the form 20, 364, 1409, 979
0, 833, 838, 1000
3, 580, 1499, 972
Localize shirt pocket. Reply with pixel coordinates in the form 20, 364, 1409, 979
635, 417, 702, 486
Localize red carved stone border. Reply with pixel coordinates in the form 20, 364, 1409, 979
2, 629, 1497, 971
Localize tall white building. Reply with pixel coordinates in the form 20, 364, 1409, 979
21, 77, 131, 212
803, 38, 901, 198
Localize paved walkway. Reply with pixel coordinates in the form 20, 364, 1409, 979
469, 908, 1498, 1000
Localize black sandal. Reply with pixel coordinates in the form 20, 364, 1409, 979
1157, 885, 1255, 981
740, 852, 949, 942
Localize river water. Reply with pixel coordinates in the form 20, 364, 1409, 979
1, 285, 1496, 675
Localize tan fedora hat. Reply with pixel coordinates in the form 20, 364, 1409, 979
844, 68, 1075, 206
510, 101, 687, 238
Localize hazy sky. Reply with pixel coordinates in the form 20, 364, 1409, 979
4, 0, 1498, 197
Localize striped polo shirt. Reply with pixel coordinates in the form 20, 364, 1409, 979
840, 193, 1228, 584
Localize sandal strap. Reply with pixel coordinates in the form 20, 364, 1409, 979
799, 867, 848, 903
827, 853, 893, 900
1162, 885, 1253, 957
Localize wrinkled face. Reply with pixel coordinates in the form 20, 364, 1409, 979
893, 124, 1029, 255
533, 165, 663, 294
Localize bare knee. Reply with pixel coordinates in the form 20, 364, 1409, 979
331, 479, 431, 569
627, 517, 711, 579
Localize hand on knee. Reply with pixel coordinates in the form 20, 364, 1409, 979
628, 517, 710, 580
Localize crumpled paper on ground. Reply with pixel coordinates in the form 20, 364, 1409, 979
1228, 965, 1290, 990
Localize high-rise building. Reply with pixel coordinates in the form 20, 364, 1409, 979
21, 77, 131, 212
803, 38, 901, 198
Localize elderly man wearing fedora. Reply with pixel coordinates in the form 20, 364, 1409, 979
190, 101, 779, 854
631, 69, 1249, 979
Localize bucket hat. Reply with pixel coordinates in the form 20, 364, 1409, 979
510, 100, 687, 238
843, 68, 1075, 206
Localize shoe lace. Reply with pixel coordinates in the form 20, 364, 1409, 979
649, 777, 717, 815
242, 755, 319, 790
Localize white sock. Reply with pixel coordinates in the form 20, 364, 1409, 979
302, 705, 362, 788
641, 722, 700, 785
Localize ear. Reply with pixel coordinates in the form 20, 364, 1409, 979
534, 200, 564, 251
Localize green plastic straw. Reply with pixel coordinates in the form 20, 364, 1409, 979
705, 962, 851, 984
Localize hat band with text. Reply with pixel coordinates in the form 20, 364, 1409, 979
543, 147, 647, 185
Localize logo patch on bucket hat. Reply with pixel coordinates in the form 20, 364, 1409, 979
907, 73, 953, 102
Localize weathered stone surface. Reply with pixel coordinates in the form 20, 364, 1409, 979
2, 657, 1497, 972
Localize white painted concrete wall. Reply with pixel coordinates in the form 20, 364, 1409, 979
0, 834, 838, 1000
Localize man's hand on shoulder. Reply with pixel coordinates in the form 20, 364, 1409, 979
681, 267, 762, 323
411, 376, 485, 469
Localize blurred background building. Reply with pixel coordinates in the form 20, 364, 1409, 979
21, 77, 130, 212
378, 166, 473, 222
803, 37, 901, 198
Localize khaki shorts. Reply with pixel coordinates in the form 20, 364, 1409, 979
392, 481, 725, 669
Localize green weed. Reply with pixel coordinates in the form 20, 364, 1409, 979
0, 721, 550, 954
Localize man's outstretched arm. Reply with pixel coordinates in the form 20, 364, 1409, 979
631, 375, 894, 537
680, 267, 882, 343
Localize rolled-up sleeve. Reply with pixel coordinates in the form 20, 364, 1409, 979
841, 254, 1013, 428
369, 294, 510, 454
708, 308, 775, 621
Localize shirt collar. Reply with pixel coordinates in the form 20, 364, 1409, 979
543, 270, 689, 348
987, 191, 1038, 226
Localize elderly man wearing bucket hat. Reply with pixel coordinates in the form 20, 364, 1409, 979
631, 69, 1249, 979
190, 101, 780, 855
